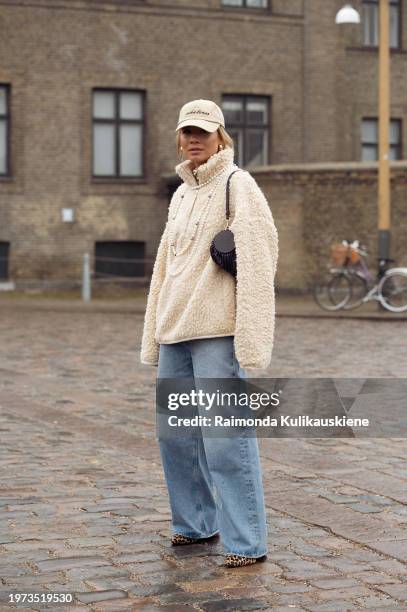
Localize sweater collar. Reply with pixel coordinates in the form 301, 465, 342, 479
175, 147, 235, 187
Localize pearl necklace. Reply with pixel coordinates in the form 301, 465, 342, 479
169, 165, 234, 277
188, 165, 229, 190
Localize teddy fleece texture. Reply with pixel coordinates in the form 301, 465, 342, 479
140, 146, 279, 370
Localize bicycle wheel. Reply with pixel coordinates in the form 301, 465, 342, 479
313, 273, 351, 311
342, 273, 368, 310
379, 271, 407, 312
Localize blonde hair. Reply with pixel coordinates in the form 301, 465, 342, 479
176, 125, 234, 159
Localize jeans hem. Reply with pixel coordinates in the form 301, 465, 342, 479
225, 549, 267, 558
172, 529, 220, 539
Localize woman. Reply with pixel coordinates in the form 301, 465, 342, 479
140, 99, 278, 568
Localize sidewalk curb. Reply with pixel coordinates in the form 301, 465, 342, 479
1, 299, 406, 320
275, 312, 407, 321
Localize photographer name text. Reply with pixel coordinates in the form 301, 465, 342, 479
166, 415, 370, 428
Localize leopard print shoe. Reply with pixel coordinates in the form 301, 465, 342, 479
171, 534, 200, 546
224, 553, 267, 568
171, 532, 219, 546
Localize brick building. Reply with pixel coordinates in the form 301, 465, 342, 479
0, 0, 406, 288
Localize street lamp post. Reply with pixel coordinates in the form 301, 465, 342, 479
335, 2, 391, 279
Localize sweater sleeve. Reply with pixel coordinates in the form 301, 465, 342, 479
140, 221, 170, 366
229, 172, 279, 370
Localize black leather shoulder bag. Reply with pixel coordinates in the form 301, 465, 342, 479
210, 169, 240, 278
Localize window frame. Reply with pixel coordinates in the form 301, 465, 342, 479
362, 0, 402, 50
221, 0, 271, 11
91, 88, 146, 180
0, 84, 11, 177
361, 116, 402, 161
222, 93, 271, 168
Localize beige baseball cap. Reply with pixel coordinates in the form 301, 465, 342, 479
175, 99, 225, 133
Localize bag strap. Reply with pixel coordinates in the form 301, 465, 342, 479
226, 169, 241, 221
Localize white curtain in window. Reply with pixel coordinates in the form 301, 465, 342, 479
363, 4, 378, 45
361, 118, 400, 161
93, 124, 115, 175
223, 98, 243, 124
247, 0, 267, 7
120, 93, 142, 120
362, 119, 378, 143
247, 99, 268, 125
120, 124, 142, 176
389, 147, 398, 161
390, 4, 399, 47
0, 88, 6, 115
362, 145, 377, 161
363, 1, 399, 48
390, 120, 400, 144
93, 92, 115, 119
0, 120, 6, 173
246, 129, 267, 167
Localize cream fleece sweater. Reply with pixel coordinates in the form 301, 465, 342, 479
140, 147, 279, 370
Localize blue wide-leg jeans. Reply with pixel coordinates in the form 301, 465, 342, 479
156, 336, 268, 558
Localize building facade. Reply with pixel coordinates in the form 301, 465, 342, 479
0, 0, 406, 286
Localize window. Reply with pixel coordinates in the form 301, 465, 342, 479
363, 0, 400, 48
222, 95, 270, 167
0, 85, 10, 176
95, 241, 146, 278
222, 0, 268, 8
361, 118, 402, 161
92, 89, 144, 178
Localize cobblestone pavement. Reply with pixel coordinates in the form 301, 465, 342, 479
0, 306, 406, 611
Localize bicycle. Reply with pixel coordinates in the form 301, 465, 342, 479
313, 239, 407, 313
